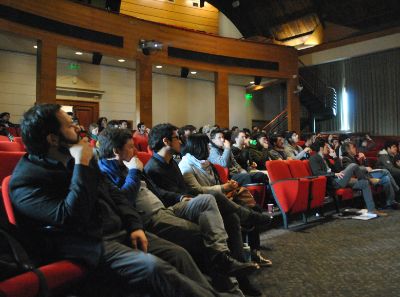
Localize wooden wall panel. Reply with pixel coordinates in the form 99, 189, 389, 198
121, 0, 218, 34
0, 0, 298, 79
36, 39, 57, 103
215, 71, 229, 128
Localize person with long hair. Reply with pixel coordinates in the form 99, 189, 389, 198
179, 133, 272, 296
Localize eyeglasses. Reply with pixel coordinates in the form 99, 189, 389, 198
171, 136, 179, 140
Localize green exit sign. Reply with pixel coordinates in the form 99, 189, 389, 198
69, 63, 80, 70
245, 93, 253, 100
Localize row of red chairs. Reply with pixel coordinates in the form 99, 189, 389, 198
266, 160, 327, 228
0, 138, 25, 152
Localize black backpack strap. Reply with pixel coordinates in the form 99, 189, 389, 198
0, 228, 49, 297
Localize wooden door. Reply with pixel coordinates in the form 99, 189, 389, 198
56, 100, 99, 130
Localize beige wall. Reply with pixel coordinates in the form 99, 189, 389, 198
152, 74, 215, 128
0, 51, 36, 123
57, 59, 136, 123
0, 50, 255, 129
300, 33, 400, 66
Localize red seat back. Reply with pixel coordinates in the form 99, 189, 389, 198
0, 152, 25, 186
1, 175, 16, 225
0, 135, 10, 141
212, 164, 229, 183
0, 142, 24, 152
136, 152, 152, 166
265, 160, 292, 182
286, 160, 310, 178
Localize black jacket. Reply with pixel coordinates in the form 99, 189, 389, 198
144, 155, 196, 207
9, 155, 143, 267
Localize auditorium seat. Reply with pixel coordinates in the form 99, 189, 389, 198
266, 160, 310, 228
0, 176, 87, 297
0, 141, 25, 152
302, 160, 356, 213
0, 152, 25, 188
0, 135, 9, 141
212, 164, 266, 208
287, 160, 327, 211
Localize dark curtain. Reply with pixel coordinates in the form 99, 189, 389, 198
302, 47, 400, 135
312, 60, 345, 132
345, 48, 400, 135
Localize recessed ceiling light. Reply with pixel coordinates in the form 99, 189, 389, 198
118, 59, 125, 62
75, 51, 83, 55
249, 81, 255, 84
33, 45, 38, 49
190, 71, 197, 74
155, 65, 163, 69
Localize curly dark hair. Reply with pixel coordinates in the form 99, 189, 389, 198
98, 127, 132, 159
148, 123, 178, 152
21, 104, 62, 156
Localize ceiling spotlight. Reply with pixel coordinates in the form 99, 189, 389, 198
232, 0, 240, 8
156, 65, 163, 69
75, 51, 83, 55
249, 81, 254, 84
33, 45, 38, 49
118, 59, 125, 63
190, 71, 197, 75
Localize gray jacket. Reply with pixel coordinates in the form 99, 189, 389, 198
179, 154, 223, 195
208, 143, 245, 176
376, 149, 400, 177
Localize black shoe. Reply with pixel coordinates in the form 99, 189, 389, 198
384, 201, 400, 210
210, 272, 235, 292
213, 253, 259, 277
237, 276, 262, 297
248, 210, 272, 226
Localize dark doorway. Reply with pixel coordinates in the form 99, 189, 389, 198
56, 99, 99, 130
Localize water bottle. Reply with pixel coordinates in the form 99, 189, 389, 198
243, 243, 251, 263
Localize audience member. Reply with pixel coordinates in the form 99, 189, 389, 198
9, 104, 222, 297
0, 112, 18, 127
133, 122, 149, 152
341, 142, 399, 209
377, 140, 400, 188
309, 139, 386, 216
209, 129, 267, 185
119, 120, 129, 129
179, 134, 272, 269
97, 128, 258, 289
284, 131, 311, 160
144, 124, 269, 296
268, 134, 289, 160
97, 117, 107, 133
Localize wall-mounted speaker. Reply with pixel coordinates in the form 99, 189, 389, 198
92, 52, 103, 65
181, 67, 189, 78
254, 76, 262, 85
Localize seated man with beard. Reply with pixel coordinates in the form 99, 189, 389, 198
10, 104, 228, 297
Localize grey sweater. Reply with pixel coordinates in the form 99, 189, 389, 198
179, 154, 224, 195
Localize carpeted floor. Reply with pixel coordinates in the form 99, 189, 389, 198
253, 210, 400, 297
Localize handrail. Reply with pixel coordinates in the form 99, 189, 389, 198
263, 108, 287, 131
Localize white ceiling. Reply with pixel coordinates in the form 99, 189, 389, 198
0, 30, 273, 87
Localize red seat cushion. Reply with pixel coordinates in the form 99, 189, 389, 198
0, 142, 24, 152
335, 188, 353, 200
213, 164, 229, 183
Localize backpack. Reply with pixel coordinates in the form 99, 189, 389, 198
0, 225, 48, 296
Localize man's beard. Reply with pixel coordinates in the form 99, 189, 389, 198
57, 132, 80, 155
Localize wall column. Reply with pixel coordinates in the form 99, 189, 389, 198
287, 76, 300, 133
136, 57, 153, 127
36, 39, 57, 103
215, 71, 229, 127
